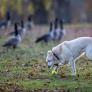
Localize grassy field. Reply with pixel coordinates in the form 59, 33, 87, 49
0, 25, 92, 92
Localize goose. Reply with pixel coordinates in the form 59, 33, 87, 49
3, 23, 21, 49
26, 15, 32, 30
35, 22, 53, 43
51, 18, 65, 41
9, 20, 26, 37
57, 19, 66, 40
18, 20, 27, 36
49, 18, 59, 41
0, 11, 11, 29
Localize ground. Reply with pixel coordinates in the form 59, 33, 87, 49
0, 24, 92, 92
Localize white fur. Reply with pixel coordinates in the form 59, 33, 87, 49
46, 37, 92, 76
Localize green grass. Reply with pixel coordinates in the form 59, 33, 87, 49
0, 26, 92, 91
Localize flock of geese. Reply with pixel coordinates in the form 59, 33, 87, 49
0, 14, 65, 50
35, 18, 66, 43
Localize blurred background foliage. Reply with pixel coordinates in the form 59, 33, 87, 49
0, 0, 92, 24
